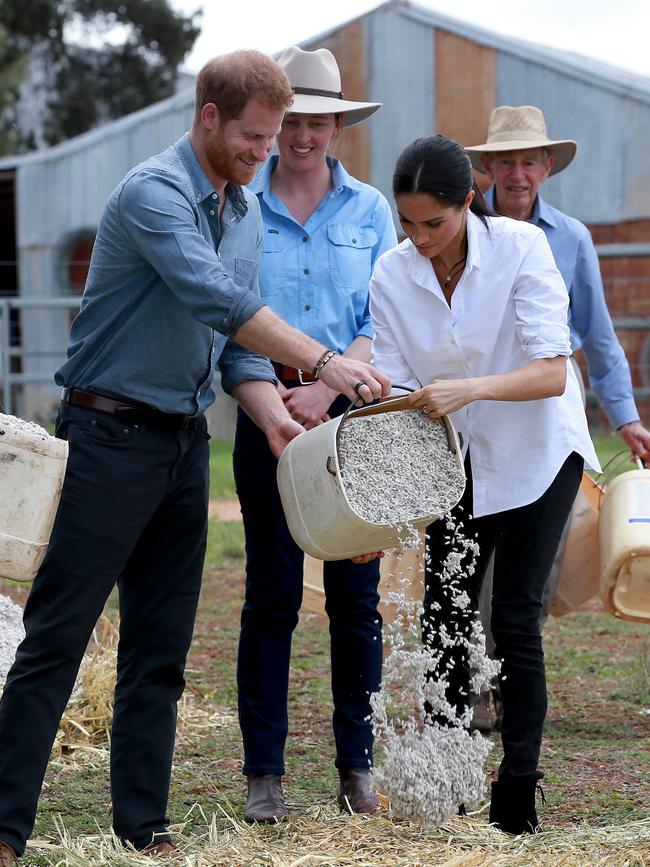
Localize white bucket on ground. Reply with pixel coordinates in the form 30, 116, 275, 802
0, 414, 68, 583
277, 395, 464, 561
599, 467, 650, 623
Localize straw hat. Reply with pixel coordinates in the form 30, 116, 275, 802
465, 105, 577, 176
278, 45, 381, 127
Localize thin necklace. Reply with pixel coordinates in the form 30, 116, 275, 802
442, 257, 466, 288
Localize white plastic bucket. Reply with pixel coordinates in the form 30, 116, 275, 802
0, 414, 69, 582
599, 467, 650, 623
277, 394, 465, 561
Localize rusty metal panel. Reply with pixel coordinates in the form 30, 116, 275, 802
435, 30, 497, 148
496, 53, 650, 224
365, 4, 436, 213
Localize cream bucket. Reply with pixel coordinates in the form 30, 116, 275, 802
277, 394, 464, 561
0, 414, 68, 582
599, 464, 650, 623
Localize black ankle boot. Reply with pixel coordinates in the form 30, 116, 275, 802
489, 777, 544, 834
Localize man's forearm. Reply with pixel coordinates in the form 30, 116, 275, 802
233, 306, 327, 374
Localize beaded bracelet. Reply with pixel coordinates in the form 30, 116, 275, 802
312, 349, 336, 380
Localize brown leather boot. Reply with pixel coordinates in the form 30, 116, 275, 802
244, 774, 288, 823
0, 842, 18, 867
142, 841, 177, 857
337, 768, 380, 814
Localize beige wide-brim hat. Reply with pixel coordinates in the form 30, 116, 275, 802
465, 105, 577, 176
278, 45, 381, 127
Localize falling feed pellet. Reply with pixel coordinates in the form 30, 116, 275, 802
369, 513, 500, 829
337, 410, 465, 527
0, 594, 25, 687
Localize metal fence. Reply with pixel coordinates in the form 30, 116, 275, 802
1, 243, 650, 420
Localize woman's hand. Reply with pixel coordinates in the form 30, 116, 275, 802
408, 379, 480, 417
282, 382, 337, 430
351, 551, 385, 564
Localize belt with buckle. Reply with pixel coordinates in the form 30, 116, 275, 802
272, 362, 316, 384
62, 388, 198, 430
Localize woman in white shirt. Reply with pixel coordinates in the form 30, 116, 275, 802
369, 135, 599, 834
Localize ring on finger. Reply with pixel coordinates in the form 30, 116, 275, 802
422, 405, 431, 415
353, 380, 366, 396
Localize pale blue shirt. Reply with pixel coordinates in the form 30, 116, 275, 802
249, 156, 397, 350
485, 186, 638, 429
56, 134, 275, 415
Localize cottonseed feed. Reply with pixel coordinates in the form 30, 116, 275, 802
337, 408, 499, 828
0, 594, 25, 686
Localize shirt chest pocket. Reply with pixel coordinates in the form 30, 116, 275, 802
327, 224, 377, 294
258, 231, 288, 297
234, 257, 256, 288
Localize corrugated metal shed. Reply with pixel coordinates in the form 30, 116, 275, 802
4, 0, 650, 418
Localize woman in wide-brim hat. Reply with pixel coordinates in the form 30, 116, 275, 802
234, 45, 397, 823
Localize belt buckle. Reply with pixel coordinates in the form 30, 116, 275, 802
297, 369, 315, 386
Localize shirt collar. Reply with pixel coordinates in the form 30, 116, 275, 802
250, 153, 361, 198
408, 209, 483, 288
175, 133, 247, 214
485, 184, 557, 229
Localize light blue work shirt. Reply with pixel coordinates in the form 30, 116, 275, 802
56, 133, 275, 415
485, 186, 638, 429
249, 155, 397, 351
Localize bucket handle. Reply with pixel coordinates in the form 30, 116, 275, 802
334, 385, 462, 468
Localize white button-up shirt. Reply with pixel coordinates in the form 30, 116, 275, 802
369, 211, 600, 517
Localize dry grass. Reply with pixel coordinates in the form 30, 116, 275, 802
38, 620, 649, 866
29, 808, 650, 866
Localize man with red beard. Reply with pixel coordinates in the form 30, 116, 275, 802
0, 50, 390, 866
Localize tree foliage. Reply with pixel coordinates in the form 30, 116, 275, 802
0, 0, 201, 155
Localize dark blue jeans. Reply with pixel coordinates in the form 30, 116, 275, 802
0, 403, 209, 855
234, 396, 382, 776
423, 451, 583, 782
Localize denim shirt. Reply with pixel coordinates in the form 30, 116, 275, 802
249, 156, 397, 352
485, 186, 638, 429
55, 133, 275, 415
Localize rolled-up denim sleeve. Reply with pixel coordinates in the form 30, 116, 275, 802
118, 169, 266, 337
514, 230, 572, 360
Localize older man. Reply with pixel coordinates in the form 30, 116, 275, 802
0, 50, 389, 867
466, 105, 650, 460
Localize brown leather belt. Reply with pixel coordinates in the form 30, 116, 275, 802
272, 362, 316, 384
62, 388, 198, 430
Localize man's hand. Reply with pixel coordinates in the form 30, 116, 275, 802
618, 420, 650, 465
282, 382, 335, 430
318, 356, 391, 405
265, 416, 305, 460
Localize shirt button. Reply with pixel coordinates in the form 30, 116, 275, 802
211, 193, 218, 200
209, 209, 215, 216
302, 235, 308, 243
352, 238, 357, 244
303, 268, 310, 275
304, 304, 311, 311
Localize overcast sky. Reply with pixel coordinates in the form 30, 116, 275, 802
171, 0, 650, 79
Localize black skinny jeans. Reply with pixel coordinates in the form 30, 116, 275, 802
234, 393, 382, 776
423, 451, 583, 781
0, 403, 209, 855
